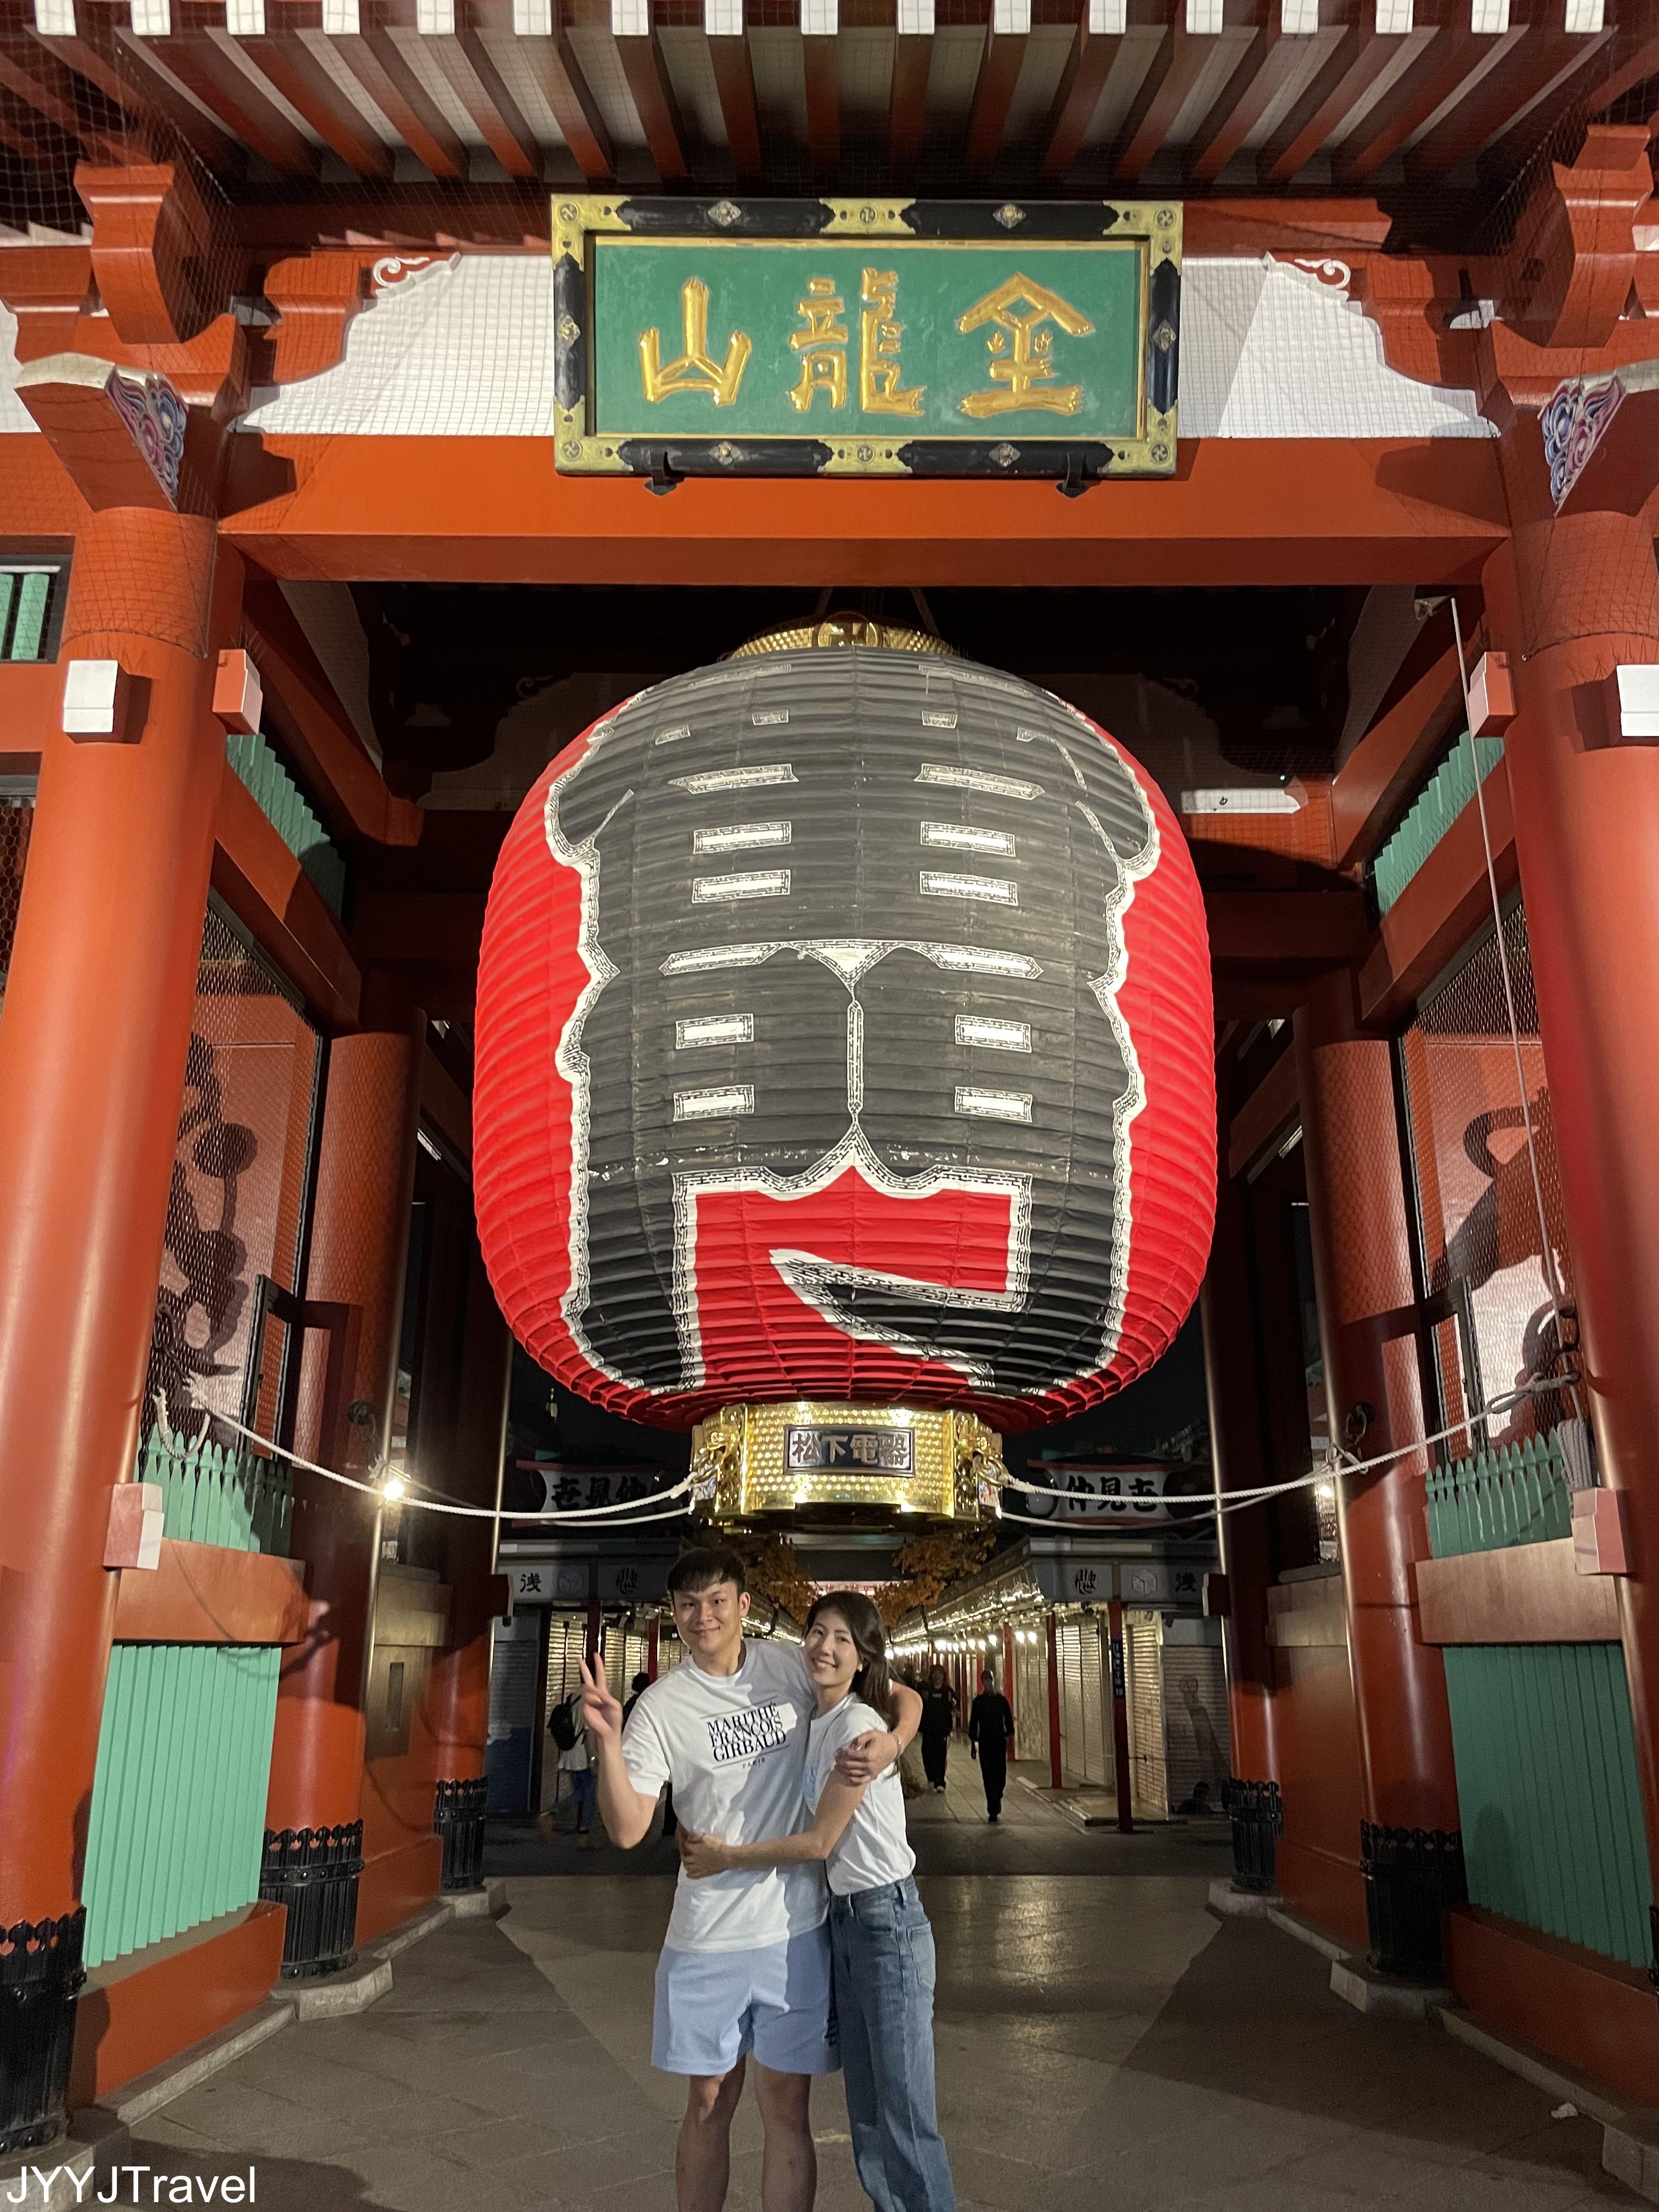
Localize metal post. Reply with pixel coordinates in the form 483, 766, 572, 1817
1045, 1613, 1063, 1790
1108, 1599, 1133, 1834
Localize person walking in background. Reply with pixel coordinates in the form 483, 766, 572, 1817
539, 1679, 602, 1850
681, 1594, 958, 2212
918, 1663, 957, 1793
624, 1669, 676, 1836
968, 1669, 1015, 1824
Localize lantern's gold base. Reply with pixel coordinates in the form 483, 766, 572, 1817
691, 1402, 1004, 1522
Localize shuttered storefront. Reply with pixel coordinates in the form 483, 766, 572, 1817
1126, 1610, 1167, 1818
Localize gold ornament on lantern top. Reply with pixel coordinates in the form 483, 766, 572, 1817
691, 1402, 1006, 1522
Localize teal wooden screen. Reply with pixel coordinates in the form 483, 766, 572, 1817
82, 1643, 281, 1969
1444, 1643, 1652, 1968
1425, 1431, 1572, 1559
1373, 733, 1505, 914
224, 730, 347, 918
0, 567, 58, 661
1425, 1426, 1653, 1970
139, 1430, 292, 1556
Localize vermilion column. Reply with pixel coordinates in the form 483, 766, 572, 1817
0, 513, 228, 1927
426, 1244, 513, 1785
1201, 1138, 1278, 1794
1294, 973, 1459, 1838
1483, 513, 1659, 1876
266, 1020, 425, 1838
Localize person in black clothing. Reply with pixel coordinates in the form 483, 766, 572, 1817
968, 1670, 1016, 1822
623, 1670, 676, 1836
918, 1664, 958, 1792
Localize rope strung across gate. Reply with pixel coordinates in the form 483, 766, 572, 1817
180, 1402, 698, 1527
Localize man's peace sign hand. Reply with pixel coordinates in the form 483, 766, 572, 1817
578, 1655, 624, 1751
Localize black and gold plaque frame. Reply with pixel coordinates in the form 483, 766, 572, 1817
551, 195, 1181, 484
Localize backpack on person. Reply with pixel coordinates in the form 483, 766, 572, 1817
548, 1697, 579, 1752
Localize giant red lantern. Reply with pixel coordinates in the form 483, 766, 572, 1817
474, 633, 1216, 1434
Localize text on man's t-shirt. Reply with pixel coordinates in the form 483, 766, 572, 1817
706, 1701, 795, 1765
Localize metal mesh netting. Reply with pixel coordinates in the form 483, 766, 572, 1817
0, 15, 1649, 257
142, 897, 323, 1453
0, 788, 32, 1012
1401, 896, 1576, 1460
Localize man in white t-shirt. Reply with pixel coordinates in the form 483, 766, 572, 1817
582, 1545, 921, 2212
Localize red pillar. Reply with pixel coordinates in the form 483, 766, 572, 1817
1002, 1625, 1016, 1738
426, 1243, 512, 1787
1107, 1599, 1133, 1833
1202, 1131, 1278, 1790
266, 1020, 425, 1842
1294, 974, 1459, 1837
1485, 511, 1659, 1875
0, 512, 228, 1929
1045, 1614, 1063, 1789
647, 1620, 660, 1682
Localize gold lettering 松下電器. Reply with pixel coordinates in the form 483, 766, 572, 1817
639, 277, 753, 405
789, 275, 849, 412
957, 273, 1095, 419
859, 268, 924, 416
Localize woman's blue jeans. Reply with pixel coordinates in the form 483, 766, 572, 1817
828, 1877, 957, 2212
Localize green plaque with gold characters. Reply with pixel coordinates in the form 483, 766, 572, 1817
551, 195, 1180, 484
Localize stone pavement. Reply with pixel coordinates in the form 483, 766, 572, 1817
116, 1848, 1641, 2211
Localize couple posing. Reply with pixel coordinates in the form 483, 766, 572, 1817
580, 1545, 957, 2212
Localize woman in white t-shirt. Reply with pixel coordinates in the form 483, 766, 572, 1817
681, 1594, 956, 2212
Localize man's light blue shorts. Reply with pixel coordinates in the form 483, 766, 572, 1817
652, 1923, 839, 2079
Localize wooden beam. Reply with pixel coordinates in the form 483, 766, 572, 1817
1589, 30, 1659, 116
236, 35, 393, 177
220, 433, 1509, 587
213, 768, 362, 1030
0, 44, 126, 162
425, 31, 544, 181
1330, 639, 1465, 870
803, 31, 840, 185
520, 33, 613, 180
888, 31, 932, 182
1358, 759, 1516, 1026
329, 32, 470, 181
1205, 887, 1371, 965
112, 1541, 310, 1647
241, 579, 423, 849
1416, 1541, 1620, 1646
1227, 1042, 1299, 1179
1408, 27, 1585, 179
1260, 19, 1400, 183
1041, 16, 1120, 182
1336, 20, 1491, 182
109, 28, 246, 166
708, 33, 763, 183
616, 27, 689, 182
1186, 14, 1305, 184
144, 33, 318, 176
1118, 18, 1213, 183
967, 21, 1028, 178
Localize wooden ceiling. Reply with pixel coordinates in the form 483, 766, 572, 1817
0, 0, 1654, 216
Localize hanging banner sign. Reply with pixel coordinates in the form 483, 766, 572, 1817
551, 195, 1180, 483
1012, 1464, 1214, 1526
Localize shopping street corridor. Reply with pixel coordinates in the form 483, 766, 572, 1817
116, 1759, 1639, 2212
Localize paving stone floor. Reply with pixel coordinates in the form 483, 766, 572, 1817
124, 1767, 1641, 2211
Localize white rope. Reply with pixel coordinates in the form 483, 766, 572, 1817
991, 1373, 1573, 1527
196, 1407, 695, 1526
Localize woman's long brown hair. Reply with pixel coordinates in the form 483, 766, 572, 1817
805, 1591, 898, 1729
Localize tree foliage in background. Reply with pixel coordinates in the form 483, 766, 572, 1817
876, 1525, 1001, 1629
725, 1528, 819, 1628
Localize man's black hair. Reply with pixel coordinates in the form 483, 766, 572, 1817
667, 1544, 748, 1597
631, 1671, 651, 1691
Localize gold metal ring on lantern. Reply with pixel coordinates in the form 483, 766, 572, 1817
726, 616, 961, 660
